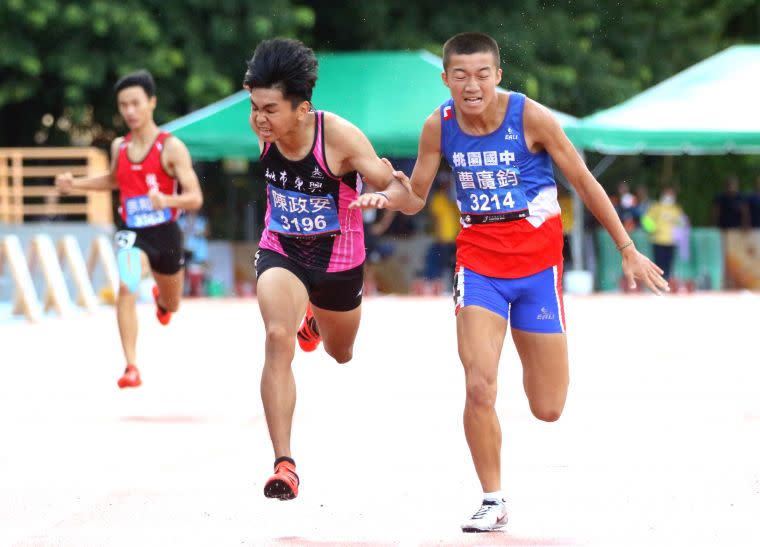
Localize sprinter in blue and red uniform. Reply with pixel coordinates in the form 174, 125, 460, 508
56, 70, 203, 389
351, 33, 669, 532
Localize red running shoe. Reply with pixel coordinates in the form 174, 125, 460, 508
117, 364, 142, 389
296, 304, 321, 352
152, 285, 172, 326
264, 459, 299, 500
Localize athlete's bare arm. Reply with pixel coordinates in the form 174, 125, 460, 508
152, 136, 203, 211
55, 139, 120, 194
349, 110, 440, 214
322, 113, 419, 211
523, 98, 668, 294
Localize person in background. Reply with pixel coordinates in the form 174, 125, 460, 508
747, 174, 760, 229
422, 170, 460, 292
178, 211, 210, 296
713, 175, 749, 229
642, 185, 687, 281
614, 181, 639, 232
55, 69, 204, 389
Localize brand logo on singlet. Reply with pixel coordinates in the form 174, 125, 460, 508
505, 127, 519, 141
131, 164, 142, 171
311, 166, 324, 179
145, 173, 158, 191
537, 306, 555, 320
443, 106, 453, 120
309, 180, 323, 192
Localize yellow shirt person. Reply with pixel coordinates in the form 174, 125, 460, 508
643, 198, 685, 245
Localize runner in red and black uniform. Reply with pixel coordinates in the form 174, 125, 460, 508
55, 70, 203, 389
244, 38, 417, 501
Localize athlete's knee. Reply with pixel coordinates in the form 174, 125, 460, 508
465, 374, 497, 408
265, 324, 294, 352
118, 283, 136, 298
530, 402, 564, 422
325, 344, 353, 364
162, 297, 180, 313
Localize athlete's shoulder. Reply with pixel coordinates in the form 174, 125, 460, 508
322, 110, 361, 139
522, 96, 561, 129
161, 133, 191, 158
111, 136, 125, 154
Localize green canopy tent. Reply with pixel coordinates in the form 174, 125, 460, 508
163, 50, 579, 160
573, 45, 760, 155
571, 45, 760, 289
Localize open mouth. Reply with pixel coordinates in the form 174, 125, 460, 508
464, 97, 483, 105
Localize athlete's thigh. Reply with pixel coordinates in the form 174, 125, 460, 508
311, 303, 362, 350
257, 267, 310, 333
152, 269, 184, 307
308, 262, 364, 349
511, 328, 569, 409
456, 305, 508, 377
143, 223, 185, 305
454, 265, 509, 374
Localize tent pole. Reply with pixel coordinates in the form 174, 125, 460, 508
591, 154, 616, 178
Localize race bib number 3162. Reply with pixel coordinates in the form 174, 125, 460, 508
268, 186, 340, 238
125, 195, 170, 228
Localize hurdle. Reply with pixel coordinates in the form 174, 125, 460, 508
57, 235, 98, 312
87, 235, 119, 301
26, 234, 74, 317
0, 235, 43, 322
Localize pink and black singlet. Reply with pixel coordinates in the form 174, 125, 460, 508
258, 111, 365, 272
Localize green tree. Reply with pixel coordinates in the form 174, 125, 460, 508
0, 0, 315, 147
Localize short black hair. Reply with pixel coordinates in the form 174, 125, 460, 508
442, 33, 501, 71
243, 38, 318, 107
114, 70, 156, 97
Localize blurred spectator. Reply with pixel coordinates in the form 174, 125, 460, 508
634, 184, 652, 219
642, 185, 688, 280
178, 211, 209, 296
712, 175, 749, 229
363, 208, 396, 263
363, 207, 397, 294
747, 174, 760, 228
422, 172, 460, 291
614, 181, 639, 232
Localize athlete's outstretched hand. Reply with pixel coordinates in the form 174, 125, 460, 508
55, 172, 74, 194
349, 192, 390, 210
622, 248, 670, 295
147, 188, 167, 210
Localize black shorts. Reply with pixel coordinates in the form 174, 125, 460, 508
254, 248, 364, 312
115, 222, 185, 275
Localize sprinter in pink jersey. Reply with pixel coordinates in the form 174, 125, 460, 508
244, 38, 416, 501
351, 33, 669, 532
55, 70, 203, 389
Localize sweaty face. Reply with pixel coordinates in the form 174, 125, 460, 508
249, 87, 305, 143
116, 86, 156, 130
443, 51, 502, 115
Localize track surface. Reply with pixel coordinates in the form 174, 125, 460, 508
1, 293, 759, 546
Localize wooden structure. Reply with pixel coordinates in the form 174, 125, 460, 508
0, 235, 43, 322
27, 234, 75, 317
87, 234, 120, 300
58, 235, 99, 312
0, 147, 112, 224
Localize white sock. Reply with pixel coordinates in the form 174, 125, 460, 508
483, 491, 504, 502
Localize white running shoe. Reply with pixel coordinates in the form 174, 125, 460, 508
461, 498, 508, 533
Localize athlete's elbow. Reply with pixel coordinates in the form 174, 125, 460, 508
401, 198, 426, 215
189, 194, 203, 211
